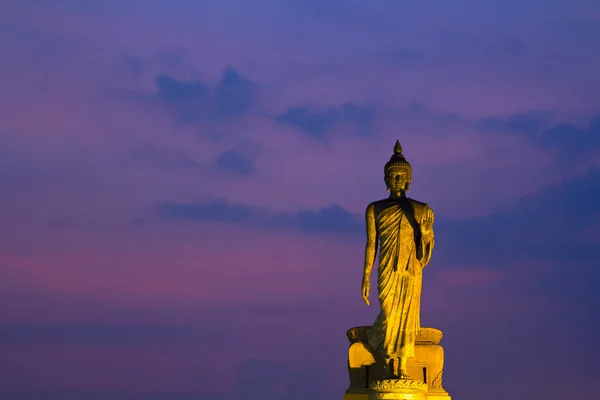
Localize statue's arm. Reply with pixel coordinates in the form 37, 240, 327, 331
420, 205, 435, 267
362, 203, 377, 280
361, 203, 377, 305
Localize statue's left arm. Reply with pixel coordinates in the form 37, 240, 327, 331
419, 205, 435, 267
361, 203, 377, 306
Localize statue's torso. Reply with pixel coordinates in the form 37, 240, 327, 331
370, 197, 429, 275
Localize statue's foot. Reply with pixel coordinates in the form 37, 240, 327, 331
398, 370, 411, 380
382, 373, 410, 380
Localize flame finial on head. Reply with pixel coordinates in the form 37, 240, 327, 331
394, 140, 402, 155
384, 139, 412, 176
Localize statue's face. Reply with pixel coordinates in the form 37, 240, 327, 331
386, 166, 411, 192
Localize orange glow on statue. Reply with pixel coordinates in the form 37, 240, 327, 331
361, 140, 435, 379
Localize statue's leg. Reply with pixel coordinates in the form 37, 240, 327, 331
398, 346, 410, 379
383, 357, 407, 379
399, 356, 409, 379
383, 356, 395, 379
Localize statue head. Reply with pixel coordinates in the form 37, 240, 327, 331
384, 140, 412, 193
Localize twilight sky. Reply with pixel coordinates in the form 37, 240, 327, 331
1, 1, 600, 399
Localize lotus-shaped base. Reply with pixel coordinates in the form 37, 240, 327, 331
369, 379, 428, 400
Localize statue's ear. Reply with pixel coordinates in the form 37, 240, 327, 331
405, 182, 411, 192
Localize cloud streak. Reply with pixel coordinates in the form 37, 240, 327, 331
157, 201, 359, 235
276, 103, 376, 140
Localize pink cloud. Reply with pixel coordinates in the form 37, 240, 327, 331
0, 221, 364, 307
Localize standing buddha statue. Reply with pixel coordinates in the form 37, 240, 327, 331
361, 140, 435, 380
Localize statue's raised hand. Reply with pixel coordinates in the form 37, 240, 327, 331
420, 208, 434, 237
361, 279, 370, 306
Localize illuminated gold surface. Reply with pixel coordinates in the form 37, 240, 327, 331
344, 141, 451, 400
361, 141, 435, 379
343, 393, 450, 400
368, 379, 428, 400
345, 327, 450, 398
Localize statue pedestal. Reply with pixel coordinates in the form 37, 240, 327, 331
343, 327, 451, 400
344, 390, 450, 400
369, 379, 428, 400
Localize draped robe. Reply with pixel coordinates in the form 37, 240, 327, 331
367, 198, 434, 360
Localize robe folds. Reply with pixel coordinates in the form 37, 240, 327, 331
367, 198, 434, 359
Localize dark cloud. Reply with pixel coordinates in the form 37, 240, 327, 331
155, 75, 209, 122
157, 201, 360, 235
158, 201, 264, 223
269, 204, 358, 233
428, 168, 600, 391
215, 68, 259, 117
153, 68, 259, 122
276, 103, 375, 140
476, 111, 552, 136
274, 100, 436, 140
477, 112, 600, 162
216, 150, 254, 174
538, 114, 600, 161
543, 123, 588, 142
435, 165, 600, 266
160, 165, 600, 267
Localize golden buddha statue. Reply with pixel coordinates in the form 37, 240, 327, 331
361, 140, 435, 380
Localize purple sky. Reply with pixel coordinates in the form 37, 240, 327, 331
1, 1, 600, 399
